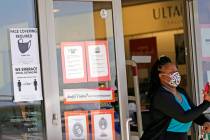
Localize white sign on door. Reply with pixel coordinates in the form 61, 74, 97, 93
88, 44, 109, 78
63, 88, 114, 104
207, 71, 210, 83
64, 111, 89, 140
91, 110, 115, 140
201, 28, 210, 57
68, 115, 88, 140
10, 28, 40, 64
64, 46, 85, 80
10, 28, 43, 102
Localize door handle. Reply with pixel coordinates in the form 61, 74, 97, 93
52, 113, 58, 125
126, 118, 132, 140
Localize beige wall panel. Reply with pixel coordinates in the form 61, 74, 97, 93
123, 1, 183, 35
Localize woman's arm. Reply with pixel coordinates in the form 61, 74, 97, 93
187, 100, 210, 125
180, 89, 210, 125
193, 114, 209, 125
153, 91, 210, 123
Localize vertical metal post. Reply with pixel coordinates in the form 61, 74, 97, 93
126, 60, 143, 137
37, 0, 62, 139
113, 0, 130, 140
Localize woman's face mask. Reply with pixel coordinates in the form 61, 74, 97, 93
169, 72, 181, 87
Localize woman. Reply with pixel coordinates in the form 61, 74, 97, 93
140, 56, 210, 140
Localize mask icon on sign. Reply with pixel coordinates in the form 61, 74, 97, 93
18, 39, 31, 53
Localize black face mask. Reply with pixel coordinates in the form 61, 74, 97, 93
18, 39, 31, 53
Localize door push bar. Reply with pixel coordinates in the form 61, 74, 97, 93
126, 60, 143, 137
126, 118, 132, 140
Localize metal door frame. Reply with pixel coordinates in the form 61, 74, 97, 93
37, 0, 129, 139
183, 0, 203, 139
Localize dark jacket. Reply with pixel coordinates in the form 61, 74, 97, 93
140, 87, 210, 140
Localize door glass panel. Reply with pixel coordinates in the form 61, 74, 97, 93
195, 0, 210, 97
122, 0, 187, 139
53, 1, 121, 140
187, 1, 210, 139
0, 0, 45, 139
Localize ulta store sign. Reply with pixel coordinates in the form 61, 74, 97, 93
153, 4, 182, 20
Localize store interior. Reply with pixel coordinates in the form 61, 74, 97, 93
122, 0, 188, 139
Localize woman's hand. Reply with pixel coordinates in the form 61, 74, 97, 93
202, 122, 210, 133
204, 92, 210, 102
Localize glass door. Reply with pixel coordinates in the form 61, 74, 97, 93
185, 0, 210, 139
38, 0, 129, 140
122, 0, 188, 139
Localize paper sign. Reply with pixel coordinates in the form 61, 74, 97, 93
86, 41, 111, 82
63, 88, 115, 104
201, 27, 210, 58
10, 28, 43, 102
207, 71, 210, 83
61, 42, 87, 83
131, 56, 152, 63
10, 28, 40, 64
12, 64, 42, 102
91, 109, 115, 140
64, 111, 89, 140
61, 41, 110, 83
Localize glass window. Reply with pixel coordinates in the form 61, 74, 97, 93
0, 0, 45, 139
192, 0, 210, 100
197, 0, 210, 86
190, 0, 210, 139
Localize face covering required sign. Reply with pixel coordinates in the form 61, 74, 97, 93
10, 28, 43, 102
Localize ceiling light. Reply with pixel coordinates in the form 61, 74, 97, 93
53, 9, 60, 13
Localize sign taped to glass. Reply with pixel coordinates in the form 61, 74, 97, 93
91, 109, 115, 140
61, 42, 87, 83
61, 41, 111, 83
63, 88, 115, 104
64, 111, 89, 140
200, 26, 210, 58
9, 28, 43, 102
86, 41, 111, 82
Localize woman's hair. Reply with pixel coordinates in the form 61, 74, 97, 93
148, 56, 172, 97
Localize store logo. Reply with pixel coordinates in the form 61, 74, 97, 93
153, 4, 182, 20
18, 38, 31, 53
73, 122, 83, 137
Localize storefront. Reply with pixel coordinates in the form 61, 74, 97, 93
0, 0, 210, 140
